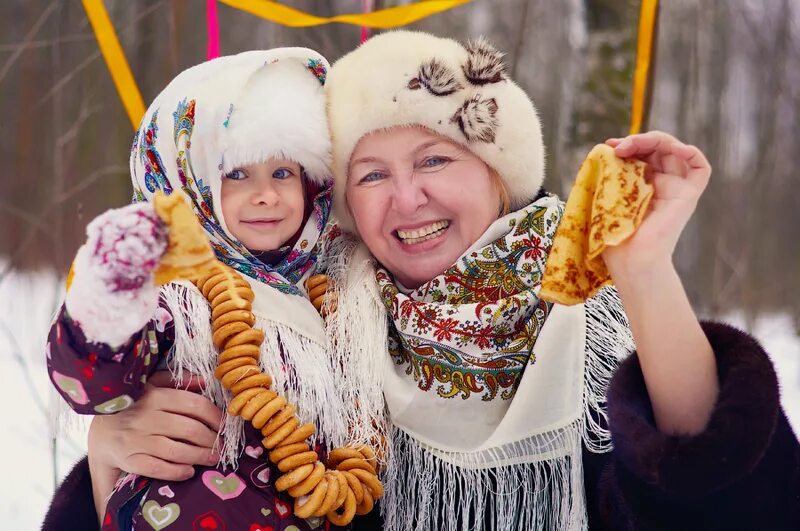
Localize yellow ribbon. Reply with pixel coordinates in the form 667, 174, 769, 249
218, 0, 470, 28
629, 0, 658, 134
82, 0, 146, 130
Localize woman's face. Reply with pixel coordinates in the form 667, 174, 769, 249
346, 126, 502, 288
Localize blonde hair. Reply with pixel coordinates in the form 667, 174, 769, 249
490, 168, 511, 216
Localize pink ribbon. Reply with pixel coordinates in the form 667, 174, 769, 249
206, 0, 220, 60
360, 0, 371, 43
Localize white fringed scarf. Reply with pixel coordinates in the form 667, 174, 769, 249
326, 194, 633, 530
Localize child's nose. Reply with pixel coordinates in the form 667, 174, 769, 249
251, 184, 280, 207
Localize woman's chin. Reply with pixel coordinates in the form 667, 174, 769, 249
391, 251, 462, 289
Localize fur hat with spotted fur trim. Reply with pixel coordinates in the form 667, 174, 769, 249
326, 31, 545, 232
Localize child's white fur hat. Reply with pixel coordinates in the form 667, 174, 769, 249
130, 48, 332, 247
133, 48, 332, 192
326, 31, 545, 232
220, 49, 332, 185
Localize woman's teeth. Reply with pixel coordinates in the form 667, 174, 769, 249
397, 220, 450, 244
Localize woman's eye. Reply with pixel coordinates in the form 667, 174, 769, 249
273, 167, 294, 180
421, 156, 449, 168
224, 169, 246, 180
358, 171, 386, 184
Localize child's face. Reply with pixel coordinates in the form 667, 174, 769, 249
221, 158, 305, 252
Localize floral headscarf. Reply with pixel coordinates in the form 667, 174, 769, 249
129, 49, 333, 295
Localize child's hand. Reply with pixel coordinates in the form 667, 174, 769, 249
65, 203, 169, 346
85, 203, 169, 292
602, 131, 711, 275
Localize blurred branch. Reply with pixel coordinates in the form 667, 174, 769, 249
0, 33, 94, 52
33, 0, 167, 111
34, 48, 101, 111
714, 237, 746, 304
0, 164, 128, 283
55, 99, 101, 154
4, 19, 127, 276
0, 1, 58, 84
52, 2, 67, 270
0, 203, 59, 247
53, 164, 129, 205
509, 0, 530, 79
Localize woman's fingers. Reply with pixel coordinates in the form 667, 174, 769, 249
607, 133, 667, 174
145, 434, 219, 466
124, 453, 196, 482
613, 131, 679, 158
608, 132, 711, 187
660, 150, 687, 180
143, 410, 220, 452
148, 369, 207, 392
145, 387, 224, 432
611, 131, 683, 174
671, 142, 712, 187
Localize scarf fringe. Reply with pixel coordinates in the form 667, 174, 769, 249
382, 424, 587, 531
160, 282, 244, 468
582, 285, 633, 453
257, 317, 349, 449
49, 389, 90, 440
322, 235, 392, 460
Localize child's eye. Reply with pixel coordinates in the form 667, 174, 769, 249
358, 171, 386, 184
272, 168, 295, 180
224, 169, 247, 180
420, 156, 450, 169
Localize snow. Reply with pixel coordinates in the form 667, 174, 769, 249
0, 267, 90, 530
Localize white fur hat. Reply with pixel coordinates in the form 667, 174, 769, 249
221, 49, 332, 185
129, 48, 333, 247
326, 31, 545, 232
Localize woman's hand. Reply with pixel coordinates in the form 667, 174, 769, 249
602, 131, 711, 275
598, 132, 717, 436
89, 371, 222, 480
88, 371, 222, 522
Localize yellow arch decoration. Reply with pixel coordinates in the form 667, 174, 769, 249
83, 0, 656, 135
82, 0, 146, 129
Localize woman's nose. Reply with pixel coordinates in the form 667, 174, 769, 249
391, 178, 428, 216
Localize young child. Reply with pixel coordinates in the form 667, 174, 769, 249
47, 49, 379, 531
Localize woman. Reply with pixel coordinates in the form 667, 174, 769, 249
45, 32, 799, 530
320, 31, 799, 530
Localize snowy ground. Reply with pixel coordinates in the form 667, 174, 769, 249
1, 267, 798, 529
0, 267, 92, 530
